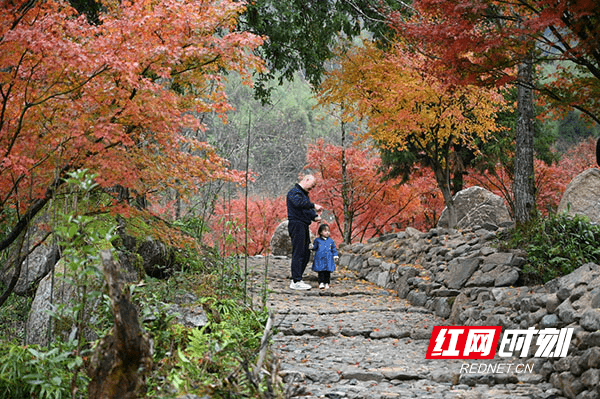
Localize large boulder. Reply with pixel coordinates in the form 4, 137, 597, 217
116, 221, 175, 279
1, 244, 58, 295
136, 236, 173, 278
25, 253, 140, 346
26, 259, 92, 346
437, 186, 512, 230
270, 221, 292, 256
269, 220, 316, 257
557, 168, 600, 224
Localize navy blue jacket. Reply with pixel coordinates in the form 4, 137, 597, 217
287, 184, 317, 225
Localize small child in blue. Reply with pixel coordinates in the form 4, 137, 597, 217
311, 224, 339, 289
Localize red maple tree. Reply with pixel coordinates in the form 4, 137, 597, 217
0, 0, 264, 251
393, 0, 600, 123
306, 139, 439, 243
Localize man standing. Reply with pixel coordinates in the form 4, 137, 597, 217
287, 174, 322, 290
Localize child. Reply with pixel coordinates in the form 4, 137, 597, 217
311, 224, 339, 289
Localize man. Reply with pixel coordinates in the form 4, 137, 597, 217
287, 174, 322, 290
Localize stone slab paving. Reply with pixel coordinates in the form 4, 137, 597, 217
245, 256, 561, 399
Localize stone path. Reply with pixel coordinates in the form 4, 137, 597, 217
245, 256, 560, 399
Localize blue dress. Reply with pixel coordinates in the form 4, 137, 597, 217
311, 237, 338, 272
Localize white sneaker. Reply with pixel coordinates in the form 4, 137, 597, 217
290, 280, 311, 290
325, 284, 330, 289
319, 283, 325, 289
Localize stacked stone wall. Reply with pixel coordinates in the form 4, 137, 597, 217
338, 225, 600, 398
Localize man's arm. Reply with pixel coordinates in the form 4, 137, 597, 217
288, 188, 315, 209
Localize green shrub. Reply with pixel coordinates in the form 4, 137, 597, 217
0, 341, 88, 399
500, 213, 600, 283
169, 297, 269, 397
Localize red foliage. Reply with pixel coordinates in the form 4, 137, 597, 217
208, 196, 287, 256
306, 140, 441, 242
393, 0, 600, 122
535, 138, 597, 214
466, 138, 597, 215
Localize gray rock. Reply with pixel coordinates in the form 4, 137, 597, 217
483, 252, 515, 267
367, 256, 382, 267
540, 314, 561, 328
580, 332, 600, 350
580, 368, 600, 388
591, 288, 600, 308
137, 236, 172, 278
26, 259, 98, 346
404, 227, 423, 238
378, 367, 420, 381
557, 300, 580, 324
547, 293, 562, 313
589, 287, 600, 309
429, 288, 461, 297
429, 370, 456, 383
580, 309, 600, 331
582, 347, 600, 369
528, 308, 548, 326
270, 220, 292, 256
465, 270, 496, 287
553, 371, 586, 398
2, 244, 57, 295
480, 246, 496, 256
520, 296, 541, 313
547, 263, 600, 294
557, 168, 600, 224
494, 268, 519, 287
437, 186, 512, 230
394, 267, 420, 299
558, 287, 572, 301
576, 390, 600, 399
376, 270, 390, 288
380, 261, 395, 271
340, 367, 384, 382
348, 255, 365, 272
446, 257, 480, 289
449, 292, 470, 325
490, 287, 511, 302
577, 286, 600, 311
406, 290, 428, 307
570, 356, 587, 377
432, 297, 452, 318
165, 304, 208, 329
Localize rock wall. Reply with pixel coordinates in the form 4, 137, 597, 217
338, 225, 600, 399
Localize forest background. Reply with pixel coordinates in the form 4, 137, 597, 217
204, 70, 599, 255
2, 0, 600, 265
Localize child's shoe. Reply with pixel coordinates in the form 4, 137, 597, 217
325, 283, 330, 289
319, 283, 325, 289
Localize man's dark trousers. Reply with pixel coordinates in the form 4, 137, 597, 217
288, 220, 310, 282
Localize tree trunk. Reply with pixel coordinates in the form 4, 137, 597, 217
434, 167, 457, 228
596, 137, 600, 167
340, 121, 352, 244
88, 250, 152, 399
513, 57, 536, 224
